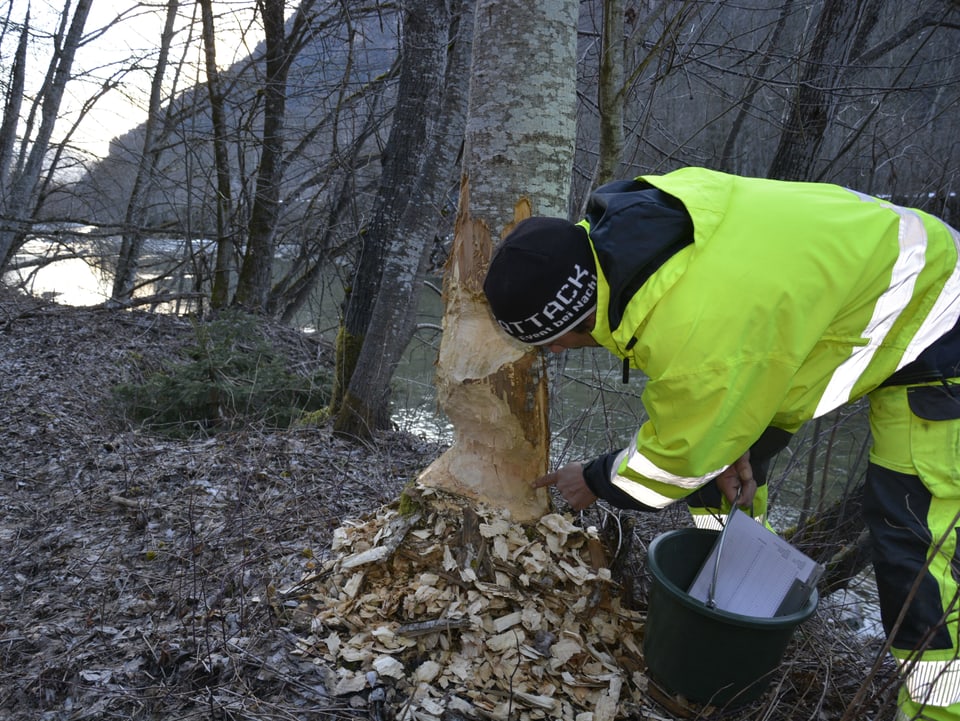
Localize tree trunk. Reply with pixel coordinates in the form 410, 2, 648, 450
0, 10, 29, 209
417, 0, 579, 522
198, 0, 235, 310
767, 0, 872, 181
110, 0, 179, 305
329, 0, 453, 421
334, 0, 470, 439
0, 0, 92, 269
598, 0, 625, 184
233, 0, 290, 311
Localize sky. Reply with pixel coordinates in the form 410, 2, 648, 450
6, 0, 257, 158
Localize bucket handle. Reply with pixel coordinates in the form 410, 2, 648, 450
706, 486, 741, 609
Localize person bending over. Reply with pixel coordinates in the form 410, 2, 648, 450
483, 167, 960, 721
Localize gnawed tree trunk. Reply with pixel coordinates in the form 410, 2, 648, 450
417, 186, 552, 521
417, 0, 579, 522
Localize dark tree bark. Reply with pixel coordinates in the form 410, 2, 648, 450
197, 0, 236, 310
110, 0, 180, 305
597, 0, 624, 184
232, 0, 290, 312
329, 0, 454, 425
767, 0, 875, 181
334, 0, 472, 439
0, 0, 92, 269
0, 8, 29, 209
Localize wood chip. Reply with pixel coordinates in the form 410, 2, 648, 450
296, 486, 649, 721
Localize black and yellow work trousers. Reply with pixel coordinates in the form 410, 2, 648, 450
868, 380, 960, 721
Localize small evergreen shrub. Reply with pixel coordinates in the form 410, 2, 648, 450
113, 312, 330, 436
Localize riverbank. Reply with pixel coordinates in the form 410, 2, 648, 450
0, 286, 896, 720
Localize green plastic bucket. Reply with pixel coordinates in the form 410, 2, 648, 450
643, 528, 818, 706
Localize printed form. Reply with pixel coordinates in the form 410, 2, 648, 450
687, 508, 824, 618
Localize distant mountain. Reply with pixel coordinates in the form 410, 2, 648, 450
73, 3, 401, 234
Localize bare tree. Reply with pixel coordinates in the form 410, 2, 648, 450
767, 0, 876, 180
328, 0, 456, 426
233, 0, 319, 311
0, 0, 93, 269
110, 0, 181, 305
597, 0, 624, 183
269, 103, 388, 323
718, 0, 796, 171
197, 0, 236, 309
333, 0, 472, 439
0, 5, 29, 209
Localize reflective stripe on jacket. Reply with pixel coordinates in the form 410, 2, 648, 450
583, 167, 960, 510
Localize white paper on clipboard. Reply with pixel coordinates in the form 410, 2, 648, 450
687, 508, 824, 617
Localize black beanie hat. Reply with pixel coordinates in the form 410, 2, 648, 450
483, 217, 597, 345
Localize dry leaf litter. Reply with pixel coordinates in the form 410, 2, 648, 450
0, 285, 898, 720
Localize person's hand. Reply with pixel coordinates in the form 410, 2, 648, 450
532, 462, 598, 510
714, 451, 755, 508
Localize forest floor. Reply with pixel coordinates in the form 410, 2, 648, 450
0, 285, 899, 721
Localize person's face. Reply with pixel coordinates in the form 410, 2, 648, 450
543, 329, 599, 353
541, 312, 599, 353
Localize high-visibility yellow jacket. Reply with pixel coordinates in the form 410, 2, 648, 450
580, 167, 960, 511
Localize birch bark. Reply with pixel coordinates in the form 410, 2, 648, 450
418, 0, 579, 522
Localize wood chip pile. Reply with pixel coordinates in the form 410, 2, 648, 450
292, 484, 656, 721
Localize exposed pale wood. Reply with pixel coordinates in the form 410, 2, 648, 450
417, 182, 552, 522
